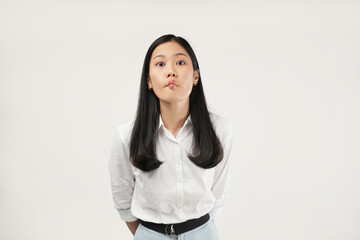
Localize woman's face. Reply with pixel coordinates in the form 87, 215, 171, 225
147, 41, 199, 104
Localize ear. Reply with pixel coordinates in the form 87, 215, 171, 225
193, 70, 199, 85
147, 75, 152, 89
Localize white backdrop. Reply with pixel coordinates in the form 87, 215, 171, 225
1, 1, 359, 239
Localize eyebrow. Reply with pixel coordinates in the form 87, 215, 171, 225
153, 53, 188, 60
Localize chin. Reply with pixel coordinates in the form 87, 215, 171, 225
160, 96, 190, 104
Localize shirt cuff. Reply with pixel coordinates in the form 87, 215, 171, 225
209, 206, 222, 220
209, 193, 228, 220
117, 208, 139, 222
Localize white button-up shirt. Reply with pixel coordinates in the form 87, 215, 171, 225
108, 111, 233, 224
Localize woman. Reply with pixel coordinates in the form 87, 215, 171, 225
108, 34, 233, 239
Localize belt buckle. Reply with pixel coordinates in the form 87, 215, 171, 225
165, 224, 178, 238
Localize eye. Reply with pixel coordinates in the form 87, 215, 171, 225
156, 62, 165, 67
177, 60, 185, 65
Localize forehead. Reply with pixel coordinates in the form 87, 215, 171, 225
151, 41, 188, 58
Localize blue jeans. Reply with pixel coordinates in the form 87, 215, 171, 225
133, 218, 219, 240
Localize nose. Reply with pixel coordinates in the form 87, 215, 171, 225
167, 66, 177, 78
167, 72, 176, 78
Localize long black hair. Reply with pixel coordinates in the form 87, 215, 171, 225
129, 34, 224, 172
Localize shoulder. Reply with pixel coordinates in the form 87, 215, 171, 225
209, 111, 234, 139
115, 119, 135, 147
209, 111, 233, 132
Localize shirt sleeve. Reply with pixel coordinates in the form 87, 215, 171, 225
108, 124, 139, 222
209, 119, 234, 220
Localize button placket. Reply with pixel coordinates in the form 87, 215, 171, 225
175, 143, 184, 209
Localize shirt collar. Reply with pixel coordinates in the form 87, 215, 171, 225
158, 113, 192, 130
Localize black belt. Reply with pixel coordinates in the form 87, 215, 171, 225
139, 213, 210, 238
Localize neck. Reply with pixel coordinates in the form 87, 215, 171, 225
159, 98, 190, 135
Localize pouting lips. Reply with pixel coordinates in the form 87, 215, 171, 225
168, 79, 177, 88
168, 79, 176, 84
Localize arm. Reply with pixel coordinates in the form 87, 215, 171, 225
108, 124, 139, 233
209, 120, 234, 220
126, 219, 141, 236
